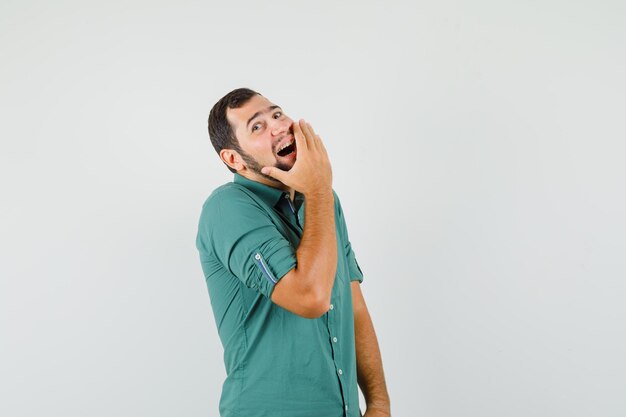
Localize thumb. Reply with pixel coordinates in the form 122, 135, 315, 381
261, 166, 286, 181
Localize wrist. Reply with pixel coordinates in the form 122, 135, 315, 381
366, 407, 391, 416
366, 401, 391, 413
303, 188, 333, 201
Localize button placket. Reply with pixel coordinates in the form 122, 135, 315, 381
283, 193, 304, 229
284, 193, 296, 214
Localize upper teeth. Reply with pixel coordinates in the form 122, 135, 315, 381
278, 140, 293, 152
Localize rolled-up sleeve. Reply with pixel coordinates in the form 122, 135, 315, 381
333, 191, 364, 283
197, 187, 296, 299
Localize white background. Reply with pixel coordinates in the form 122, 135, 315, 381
1, 1, 625, 416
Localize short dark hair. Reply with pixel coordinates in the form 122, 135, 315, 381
207, 87, 261, 173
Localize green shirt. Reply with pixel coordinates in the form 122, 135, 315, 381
196, 173, 364, 417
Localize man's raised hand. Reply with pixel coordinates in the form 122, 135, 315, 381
261, 119, 333, 197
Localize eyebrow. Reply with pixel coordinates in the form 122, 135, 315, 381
246, 105, 281, 129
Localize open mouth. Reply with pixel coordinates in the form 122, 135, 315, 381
277, 139, 296, 157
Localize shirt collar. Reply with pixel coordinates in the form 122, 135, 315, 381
233, 172, 287, 207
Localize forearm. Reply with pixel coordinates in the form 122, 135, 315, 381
354, 295, 390, 413
294, 190, 337, 304
265, 119, 338, 317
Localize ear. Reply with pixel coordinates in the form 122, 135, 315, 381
220, 148, 245, 171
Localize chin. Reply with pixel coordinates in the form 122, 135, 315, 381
275, 161, 294, 172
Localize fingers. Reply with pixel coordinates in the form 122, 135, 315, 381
301, 120, 320, 152
299, 120, 323, 153
261, 165, 287, 181
309, 123, 327, 156
293, 120, 308, 153
316, 132, 328, 157
293, 119, 326, 156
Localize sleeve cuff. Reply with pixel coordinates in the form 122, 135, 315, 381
248, 239, 296, 299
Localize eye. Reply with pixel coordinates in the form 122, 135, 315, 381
273, 111, 282, 118
251, 123, 261, 132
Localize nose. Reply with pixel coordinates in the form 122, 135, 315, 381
271, 117, 290, 136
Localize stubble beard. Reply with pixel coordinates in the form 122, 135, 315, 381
239, 149, 293, 185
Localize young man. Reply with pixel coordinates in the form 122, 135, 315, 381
196, 88, 390, 417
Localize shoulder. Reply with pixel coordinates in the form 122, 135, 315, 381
202, 183, 258, 210
199, 183, 269, 225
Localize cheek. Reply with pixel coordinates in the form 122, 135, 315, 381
247, 141, 274, 159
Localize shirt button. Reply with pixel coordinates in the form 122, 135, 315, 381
333, 337, 338, 343
345, 405, 349, 411
329, 304, 334, 310
338, 369, 343, 375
